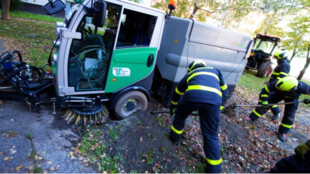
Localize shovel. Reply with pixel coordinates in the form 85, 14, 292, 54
151, 109, 199, 115
223, 99, 306, 117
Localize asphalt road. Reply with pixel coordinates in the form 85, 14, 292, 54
0, 97, 96, 173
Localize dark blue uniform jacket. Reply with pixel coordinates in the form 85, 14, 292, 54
269, 58, 290, 83
171, 67, 228, 106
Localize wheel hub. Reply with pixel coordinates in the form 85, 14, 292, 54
125, 99, 137, 112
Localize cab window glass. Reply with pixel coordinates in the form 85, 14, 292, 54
116, 9, 157, 48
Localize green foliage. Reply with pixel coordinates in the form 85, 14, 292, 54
108, 127, 119, 141
78, 129, 123, 173
33, 166, 42, 173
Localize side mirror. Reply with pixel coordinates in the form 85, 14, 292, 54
42, 0, 66, 15
93, 0, 107, 28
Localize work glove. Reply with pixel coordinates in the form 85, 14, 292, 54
261, 101, 269, 108
303, 99, 310, 104
170, 105, 176, 116
295, 140, 310, 160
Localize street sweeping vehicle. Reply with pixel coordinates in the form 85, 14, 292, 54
245, 33, 281, 77
0, 0, 253, 125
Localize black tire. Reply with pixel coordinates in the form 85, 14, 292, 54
256, 61, 272, 78
114, 91, 148, 120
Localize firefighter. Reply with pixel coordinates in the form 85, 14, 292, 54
169, 60, 228, 173
268, 51, 291, 120
244, 76, 310, 141
269, 139, 310, 172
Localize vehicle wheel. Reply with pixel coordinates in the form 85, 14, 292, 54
256, 61, 272, 78
114, 91, 148, 120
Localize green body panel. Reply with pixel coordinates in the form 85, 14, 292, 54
52, 62, 58, 93
105, 47, 157, 93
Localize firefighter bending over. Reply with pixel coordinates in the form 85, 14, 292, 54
268, 51, 291, 120
244, 76, 310, 141
169, 60, 228, 173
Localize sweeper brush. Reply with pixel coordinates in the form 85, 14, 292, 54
63, 104, 109, 126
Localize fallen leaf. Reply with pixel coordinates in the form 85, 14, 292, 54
68, 152, 73, 157
4, 156, 13, 161
16, 165, 23, 171
140, 137, 143, 142
47, 161, 52, 165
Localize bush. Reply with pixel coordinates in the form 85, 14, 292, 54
0, 0, 24, 11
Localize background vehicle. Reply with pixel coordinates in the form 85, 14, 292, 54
0, 0, 253, 125
245, 33, 281, 77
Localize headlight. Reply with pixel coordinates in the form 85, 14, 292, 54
53, 54, 58, 62
56, 22, 66, 28
54, 40, 61, 48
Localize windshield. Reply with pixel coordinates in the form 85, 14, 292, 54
64, 4, 81, 26
253, 38, 276, 54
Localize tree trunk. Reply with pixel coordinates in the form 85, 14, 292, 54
189, 0, 199, 19
289, 48, 296, 63
297, 46, 310, 80
1, 0, 11, 20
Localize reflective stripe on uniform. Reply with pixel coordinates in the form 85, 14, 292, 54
272, 72, 280, 75
261, 94, 268, 98
171, 125, 183, 134
280, 72, 288, 76
281, 123, 292, 128
265, 86, 270, 93
175, 87, 184, 95
186, 85, 222, 97
253, 109, 262, 117
187, 72, 219, 84
272, 105, 278, 108
171, 100, 178, 106
206, 157, 222, 165
221, 84, 227, 90
220, 106, 224, 110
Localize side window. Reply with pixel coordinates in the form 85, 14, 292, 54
116, 9, 157, 48
68, 3, 121, 91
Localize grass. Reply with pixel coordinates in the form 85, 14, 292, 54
0, 10, 62, 67
238, 70, 269, 94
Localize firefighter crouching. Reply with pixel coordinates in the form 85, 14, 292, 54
268, 51, 291, 120
169, 60, 228, 173
269, 139, 310, 172
244, 76, 310, 141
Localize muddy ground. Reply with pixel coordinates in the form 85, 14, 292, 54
70, 85, 310, 173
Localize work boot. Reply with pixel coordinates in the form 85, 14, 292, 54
278, 132, 287, 142
244, 117, 252, 122
169, 134, 180, 145
272, 113, 281, 121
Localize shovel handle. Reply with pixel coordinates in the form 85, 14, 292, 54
236, 100, 304, 107
151, 109, 199, 115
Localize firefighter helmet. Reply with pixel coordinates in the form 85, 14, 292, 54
188, 60, 206, 73
276, 76, 298, 92
273, 51, 287, 59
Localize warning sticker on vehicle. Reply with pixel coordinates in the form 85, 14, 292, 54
113, 67, 131, 77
